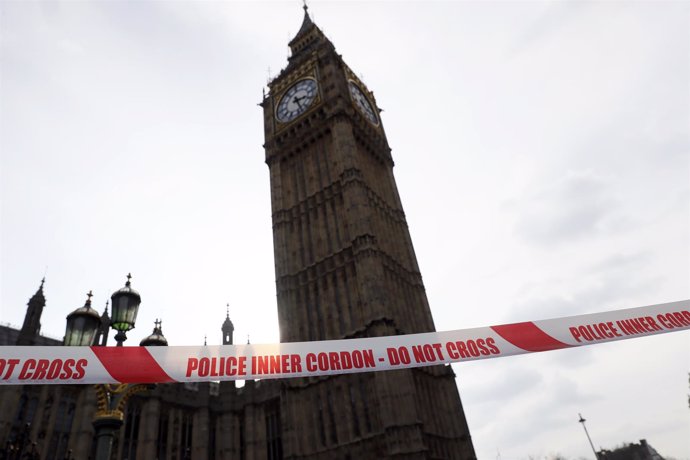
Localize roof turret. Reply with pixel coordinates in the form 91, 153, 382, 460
222, 304, 234, 345
222, 304, 234, 332
139, 319, 168, 346
29, 277, 46, 305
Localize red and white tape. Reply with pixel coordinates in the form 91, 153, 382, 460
1, 300, 688, 385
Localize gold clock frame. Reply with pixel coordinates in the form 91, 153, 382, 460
343, 66, 380, 128
269, 57, 322, 132
347, 79, 380, 126
274, 76, 320, 124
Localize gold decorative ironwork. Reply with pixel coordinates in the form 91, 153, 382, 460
344, 65, 378, 112
269, 57, 318, 95
93, 383, 149, 420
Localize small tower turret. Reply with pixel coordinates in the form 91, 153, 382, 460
93, 301, 111, 346
222, 304, 234, 345
139, 319, 168, 347
17, 278, 46, 345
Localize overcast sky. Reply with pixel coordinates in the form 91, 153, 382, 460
1, 1, 688, 459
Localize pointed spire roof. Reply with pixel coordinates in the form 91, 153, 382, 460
18, 277, 47, 344
101, 300, 110, 319
29, 277, 46, 305
286, 3, 331, 63
294, 2, 314, 39
222, 303, 234, 331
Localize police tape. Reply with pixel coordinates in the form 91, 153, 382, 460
1, 300, 688, 385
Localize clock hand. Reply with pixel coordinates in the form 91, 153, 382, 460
293, 95, 305, 109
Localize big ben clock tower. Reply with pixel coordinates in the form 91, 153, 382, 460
261, 7, 476, 459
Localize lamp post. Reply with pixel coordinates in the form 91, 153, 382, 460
578, 413, 599, 460
63, 274, 148, 460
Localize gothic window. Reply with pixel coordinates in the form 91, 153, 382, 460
179, 411, 193, 459
358, 378, 372, 433
157, 407, 169, 460
46, 395, 76, 460
38, 394, 54, 440
326, 390, 338, 444
9, 392, 28, 442
264, 399, 283, 460
316, 394, 326, 446
208, 414, 217, 460
209, 382, 220, 396
239, 420, 245, 460
121, 399, 141, 460
27, 395, 38, 422
349, 384, 361, 437
9, 390, 39, 446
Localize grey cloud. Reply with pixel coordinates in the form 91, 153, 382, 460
496, 375, 597, 449
509, 296, 578, 323
573, 274, 663, 311
588, 252, 649, 274
496, 407, 568, 452
509, 270, 663, 323
466, 366, 544, 405
509, 2, 591, 55
547, 374, 596, 406
544, 346, 594, 370
514, 171, 620, 246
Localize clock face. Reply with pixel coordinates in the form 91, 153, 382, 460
348, 81, 378, 125
276, 78, 318, 123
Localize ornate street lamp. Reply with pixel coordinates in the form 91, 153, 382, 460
91, 274, 145, 460
109, 273, 141, 346
55, 275, 153, 460
63, 291, 101, 346
92, 383, 150, 460
91, 321, 168, 460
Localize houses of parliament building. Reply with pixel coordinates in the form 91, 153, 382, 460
0, 7, 476, 460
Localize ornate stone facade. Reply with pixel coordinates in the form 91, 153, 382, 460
260, 9, 475, 459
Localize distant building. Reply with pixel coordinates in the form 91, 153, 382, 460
0, 6, 476, 459
598, 439, 665, 460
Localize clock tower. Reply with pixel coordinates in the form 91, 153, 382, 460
261, 7, 476, 459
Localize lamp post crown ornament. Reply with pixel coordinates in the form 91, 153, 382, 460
64, 290, 100, 346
